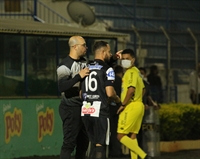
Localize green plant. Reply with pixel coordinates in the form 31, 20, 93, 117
159, 103, 200, 141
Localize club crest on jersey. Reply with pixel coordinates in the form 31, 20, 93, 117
106, 68, 115, 80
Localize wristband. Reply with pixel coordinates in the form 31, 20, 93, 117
121, 104, 126, 108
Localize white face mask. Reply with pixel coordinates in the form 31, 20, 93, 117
121, 59, 132, 68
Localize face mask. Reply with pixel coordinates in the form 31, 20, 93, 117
143, 77, 148, 82
121, 59, 132, 68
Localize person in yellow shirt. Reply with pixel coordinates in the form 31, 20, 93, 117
117, 49, 151, 159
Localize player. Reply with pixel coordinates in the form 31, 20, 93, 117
117, 49, 151, 159
80, 41, 122, 159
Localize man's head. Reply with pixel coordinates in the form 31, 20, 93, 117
68, 36, 87, 59
139, 67, 148, 81
150, 65, 158, 75
139, 67, 147, 77
93, 41, 112, 62
121, 49, 135, 69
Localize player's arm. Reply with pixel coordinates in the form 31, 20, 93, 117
122, 87, 135, 106
105, 67, 122, 105
117, 71, 136, 114
116, 87, 135, 114
107, 50, 123, 66
106, 86, 121, 104
57, 65, 89, 92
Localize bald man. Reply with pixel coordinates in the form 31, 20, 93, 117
57, 36, 89, 159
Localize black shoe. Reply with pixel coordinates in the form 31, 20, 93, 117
109, 154, 121, 158
120, 154, 130, 158
109, 154, 129, 158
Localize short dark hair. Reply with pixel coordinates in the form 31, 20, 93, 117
139, 67, 146, 74
121, 49, 135, 58
92, 41, 108, 53
114, 65, 123, 74
150, 65, 158, 73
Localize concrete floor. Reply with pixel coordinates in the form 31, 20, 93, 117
15, 149, 200, 159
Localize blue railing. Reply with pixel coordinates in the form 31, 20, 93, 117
109, 0, 159, 30
37, 0, 69, 24
0, 0, 69, 24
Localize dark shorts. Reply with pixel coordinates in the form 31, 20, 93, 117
82, 116, 108, 145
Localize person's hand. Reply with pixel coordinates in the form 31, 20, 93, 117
112, 50, 123, 60
116, 50, 123, 59
154, 103, 161, 110
79, 67, 89, 78
145, 104, 149, 110
117, 106, 125, 114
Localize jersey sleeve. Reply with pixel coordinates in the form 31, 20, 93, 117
57, 65, 81, 92
126, 69, 137, 88
105, 67, 115, 87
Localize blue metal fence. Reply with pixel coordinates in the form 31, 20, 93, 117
0, 0, 69, 24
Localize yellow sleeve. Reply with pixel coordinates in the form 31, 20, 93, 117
127, 70, 137, 88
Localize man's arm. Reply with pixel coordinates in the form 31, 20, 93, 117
122, 87, 135, 106
116, 87, 135, 114
105, 67, 121, 104
107, 50, 123, 67
57, 65, 89, 92
106, 86, 121, 104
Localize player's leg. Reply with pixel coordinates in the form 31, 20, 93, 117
130, 133, 138, 159
117, 102, 147, 159
59, 103, 76, 159
75, 120, 89, 159
94, 117, 108, 159
82, 116, 95, 159
109, 107, 122, 157
74, 109, 89, 159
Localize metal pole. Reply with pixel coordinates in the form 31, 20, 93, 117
187, 28, 199, 103
133, 0, 137, 58
160, 26, 171, 103
132, 25, 143, 66
166, 0, 169, 29
24, 36, 28, 98
33, 0, 37, 21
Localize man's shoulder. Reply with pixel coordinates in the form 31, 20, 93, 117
89, 60, 111, 71
58, 56, 87, 68
58, 55, 71, 66
125, 67, 138, 75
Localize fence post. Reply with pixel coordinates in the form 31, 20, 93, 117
187, 28, 199, 103
33, 0, 37, 21
160, 26, 171, 103
132, 25, 144, 67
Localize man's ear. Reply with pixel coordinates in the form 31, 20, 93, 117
102, 49, 106, 57
132, 58, 136, 64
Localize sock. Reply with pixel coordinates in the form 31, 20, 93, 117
89, 143, 96, 159
120, 136, 146, 159
95, 146, 106, 159
130, 139, 138, 159
131, 151, 138, 159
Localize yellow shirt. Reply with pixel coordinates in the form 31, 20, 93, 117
121, 66, 144, 103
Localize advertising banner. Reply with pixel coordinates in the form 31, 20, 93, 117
0, 99, 62, 159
